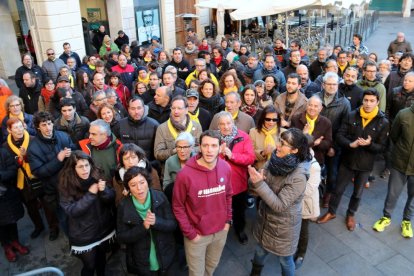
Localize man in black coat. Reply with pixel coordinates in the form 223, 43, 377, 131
339, 67, 364, 110
317, 89, 389, 231
27, 111, 76, 240
15, 54, 45, 89
19, 72, 42, 114
113, 96, 159, 161
114, 30, 129, 49
148, 86, 172, 124
309, 48, 328, 81
92, 25, 107, 52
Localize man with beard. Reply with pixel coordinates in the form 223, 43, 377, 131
186, 89, 211, 131
15, 54, 45, 88
282, 50, 303, 80
28, 111, 76, 239
42, 48, 65, 81
19, 72, 42, 114
357, 61, 386, 112
253, 55, 286, 90
309, 48, 328, 81
154, 95, 202, 162
274, 73, 308, 128
339, 67, 364, 110
114, 96, 159, 161
244, 53, 262, 84
296, 65, 320, 98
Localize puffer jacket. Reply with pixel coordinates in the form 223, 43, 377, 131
252, 161, 310, 256
114, 115, 159, 160
0, 148, 24, 225
390, 103, 414, 175
60, 180, 115, 246
54, 113, 90, 146
336, 108, 389, 172
316, 91, 351, 138
219, 130, 255, 195
117, 190, 176, 275
27, 131, 76, 196
386, 86, 414, 123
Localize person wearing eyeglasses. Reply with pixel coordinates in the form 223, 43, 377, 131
154, 95, 202, 163
42, 48, 65, 82
356, 60, 386, 112
315, 72, 351, 208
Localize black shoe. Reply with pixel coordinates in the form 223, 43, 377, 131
368, 175, 375, 182
30, 227, 44, 239
237, 232, 248, 245
49, 229, 59, 241
295, 256, 304, 269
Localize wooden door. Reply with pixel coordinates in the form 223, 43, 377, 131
175, 0, 196, 47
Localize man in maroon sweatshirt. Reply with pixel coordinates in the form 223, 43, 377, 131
173, 130, 233, 276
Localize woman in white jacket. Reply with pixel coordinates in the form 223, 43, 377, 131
295, 149, 321, 269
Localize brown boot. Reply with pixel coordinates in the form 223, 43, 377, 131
322, 193, 331, 208
317, 212, 336, 224
346, 215, 356, 231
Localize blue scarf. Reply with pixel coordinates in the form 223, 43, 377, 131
267, 152, 300, 176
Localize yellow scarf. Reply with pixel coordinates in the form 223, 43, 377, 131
262, 127, 278, 160
306, 114, 318, 135
138, 74, 150, 85
225, 108, 239, 120
167, 118, 194, 139
223, 86, 238, 96
9, 112, 24, 122
188, 109, 200, 125
360, 106, 378, 128
7, 131, 33, 189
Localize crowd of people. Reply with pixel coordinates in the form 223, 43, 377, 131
0, 25, 413, 276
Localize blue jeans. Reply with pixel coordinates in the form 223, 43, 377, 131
253, 245, 295, 276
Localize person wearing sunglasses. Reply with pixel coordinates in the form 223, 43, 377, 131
249, 105, 284, 170
42, 48, 65, 82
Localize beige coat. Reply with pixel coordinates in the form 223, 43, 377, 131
154, 119, 202, 162
274, 92, 308, 123
249, 127, 286, 169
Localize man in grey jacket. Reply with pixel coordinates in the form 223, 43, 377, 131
42, 48, 65, 81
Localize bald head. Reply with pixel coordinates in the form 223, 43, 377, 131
296, 64, 309, 85
306, 96, 323, 119
397, 32, 405, 43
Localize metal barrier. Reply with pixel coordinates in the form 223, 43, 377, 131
15, 267, 64, 276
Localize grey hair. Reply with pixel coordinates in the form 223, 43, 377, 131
405, 71, 414, 79
59, 64, 70, 70
308, 95, 323, 106
165, 65, 177, 73
216, 111, 234, 124
175, 132, 195, 146
225, 91, 241, 102
105, 88, 117, 97
296, 64, 308, 72
90, 119, 111, 136
323, 72, 339, 83
92, 90, 106, 101
194, 58, 206, 65
378, 60, 392, 71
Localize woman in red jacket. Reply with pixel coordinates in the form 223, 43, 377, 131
217, 111, 255, 244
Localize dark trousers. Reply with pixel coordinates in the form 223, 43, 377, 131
325, 149, 342, 193
296, 219, 310, 258
233, 191, 247, 234
329, 164, 370, 216
76, 240, 110, 276
0, 223, 18, 245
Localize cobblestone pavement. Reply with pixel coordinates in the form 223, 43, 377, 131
1, 13, 413, 276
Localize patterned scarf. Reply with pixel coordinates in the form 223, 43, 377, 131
267, 152, 300, 176
240, 104, 258, 117
220, 125, 238, 145
167, 115, 193, 139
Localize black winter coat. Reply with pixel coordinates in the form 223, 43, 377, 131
117, 190, 176, 275
336, 109, 389, 171
316, 91, 351, 138
147, 102, 171, 124
114, 115, 159, 160
54, 114, 90, 146
15, 65, 45, 89
384, 69, 412, 96
386, 86, 414, 123
338, 83, 364, 110
19, 80, 42, 115
0, 148, 24, 225
27, 131, 76, 196
60, 181, 115, 246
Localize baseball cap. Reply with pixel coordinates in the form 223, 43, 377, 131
57, 76, 69, 82
186, 89, 199, 99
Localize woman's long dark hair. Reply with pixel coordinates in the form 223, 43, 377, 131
58, 150, 104, 200
256, 105, 282, 133
280, 128, 312, 162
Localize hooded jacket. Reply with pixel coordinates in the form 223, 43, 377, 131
172, 155, 233, 240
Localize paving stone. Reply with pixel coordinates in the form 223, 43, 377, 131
376, 254, 414, 276
328, 253, 385, 276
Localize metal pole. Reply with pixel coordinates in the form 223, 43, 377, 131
285, 12, 288, 46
